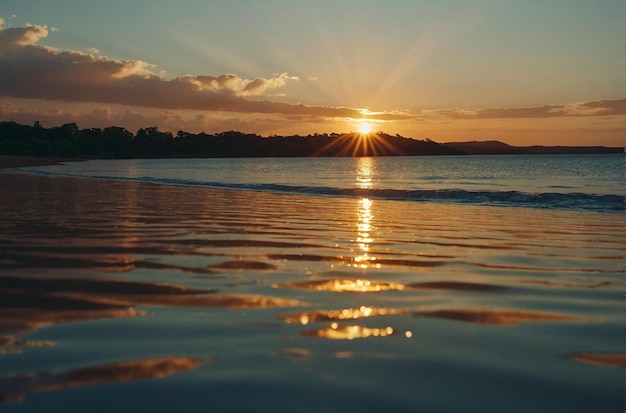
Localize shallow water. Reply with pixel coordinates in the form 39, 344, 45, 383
0, 157, 625, 412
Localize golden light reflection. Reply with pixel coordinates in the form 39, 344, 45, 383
353, 197, 377, 268
277, 306, 405, 325
301, 324, 396, 340
353, 157, 379, 268
276, 278, 405, 292
356, 156, 375, 189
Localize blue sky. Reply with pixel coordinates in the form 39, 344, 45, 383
0, 1, 623, 145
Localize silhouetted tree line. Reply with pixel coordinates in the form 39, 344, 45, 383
0, 121, 462, 158
0, 121, 620, 158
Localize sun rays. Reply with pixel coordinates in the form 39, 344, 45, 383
312, 129, 404, 157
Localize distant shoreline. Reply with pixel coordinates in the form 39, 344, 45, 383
1, 121, 622, 159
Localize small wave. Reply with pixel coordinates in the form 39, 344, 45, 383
174, 180, 623, 213
13, 168, 625, 213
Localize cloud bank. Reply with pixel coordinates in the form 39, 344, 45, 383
0, 19, 397, 119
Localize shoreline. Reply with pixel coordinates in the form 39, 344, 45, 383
0, 155, 84, 170
1, 151, 623, 171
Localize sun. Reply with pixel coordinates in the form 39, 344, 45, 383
358, 122, 372, 134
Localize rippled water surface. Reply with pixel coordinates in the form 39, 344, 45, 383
0, 155, 624, 412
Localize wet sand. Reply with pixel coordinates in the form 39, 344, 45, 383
0, 170, 624, 412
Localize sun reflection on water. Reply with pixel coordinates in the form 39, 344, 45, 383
301, 324, 395, 340
354, 158, 378, 268
277, 306, 405, 325
276, 278, 405, 292
356, 157, 375, 189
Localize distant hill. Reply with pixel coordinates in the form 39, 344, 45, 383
442, 140, 520, 155
0, 121, 622, 158
444, 140, 623, 155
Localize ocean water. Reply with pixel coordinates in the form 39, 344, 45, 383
14, 154, 625, 212
0, 154, 624, 412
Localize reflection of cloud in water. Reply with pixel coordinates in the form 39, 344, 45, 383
276, 278, 405, 292
0, 357, 208, 404
0, 305, 143, 335
564, 353, 626, 369
417, 308, 579, 325
301, 323, 396, 340
0, 275, 298, 341
0, 275, 212, 297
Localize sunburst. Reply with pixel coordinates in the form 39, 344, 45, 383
358, 122, 372, 134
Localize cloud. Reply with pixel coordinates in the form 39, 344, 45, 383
577, 99, 625, 116
0, 20, 403, 120
180, 72, 299, 97
0, 19, 49, 49
436, 105, 567, 120
435, 100, 626, 120
2, 97, 623, 146
0, 99, 345, 136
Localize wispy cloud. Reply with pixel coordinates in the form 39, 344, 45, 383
577, 99, 625, 116
436, 105, 567, 119
0, 99, 348, 136
435, 100, 625, 120
0, 20, 409, 120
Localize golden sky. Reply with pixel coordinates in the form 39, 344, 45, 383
0, 1, 623, 146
